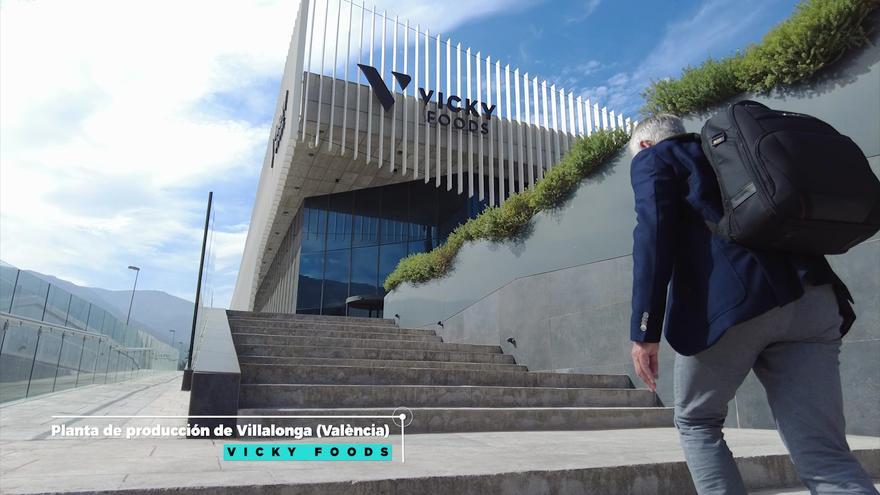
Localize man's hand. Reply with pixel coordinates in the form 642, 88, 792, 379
631, 342, 660, 391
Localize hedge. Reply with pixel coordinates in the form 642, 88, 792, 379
384, 0, 879, 292
642, 0, 879, 115
383, 129, 630, 291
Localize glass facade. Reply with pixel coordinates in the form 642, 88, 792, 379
255, 174, 516, 317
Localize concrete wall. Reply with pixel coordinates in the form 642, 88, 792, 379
385, 41, 880, 436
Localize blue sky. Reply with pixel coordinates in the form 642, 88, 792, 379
0, 0, 800, 307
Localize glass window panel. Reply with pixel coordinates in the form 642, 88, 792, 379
321, 250, 350, 316
101, 313, 116, 338
380, 183, 410, 244
92, 342, 111, 384
301, 196, 328, 254
112, 320, 124, 343
379, 243, 408, 295
0, 323, 40, 402
296, 253, 324, 313
347, 307, 372, 317
105, 350, 117, 383
66, 296, 90, 330
326, 192, 353, 251
9, 271, 49, 320
53, 334, 84, 392
437, 176, 471, 244
114, 354, 128, 382
0, 266, 19, 313
75, 337, 99, 387
86, 307, 104, 333
43, 287, 71, 326
408, 182, 438, 245
408, 240, 430, 256
27, 328, 64, 397
353, 187, 381, 247
350, 246, 379, 297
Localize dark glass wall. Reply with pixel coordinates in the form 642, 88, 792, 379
254, 174, 517, 317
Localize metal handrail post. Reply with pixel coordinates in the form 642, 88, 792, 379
24, 328, 42, 398
182, 191, 212, 391
74, 335, 86, 387
51, 332, 65, 392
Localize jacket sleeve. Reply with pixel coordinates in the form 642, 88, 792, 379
630, 149, 680, 342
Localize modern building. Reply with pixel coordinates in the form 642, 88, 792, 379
230, 0, 633, 315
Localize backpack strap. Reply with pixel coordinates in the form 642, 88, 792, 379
657, 132, 701, 145
658, 133, 720, 233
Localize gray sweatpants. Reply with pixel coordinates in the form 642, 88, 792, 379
674, 283, 877, 494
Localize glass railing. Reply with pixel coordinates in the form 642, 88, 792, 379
0, 263, 179, 403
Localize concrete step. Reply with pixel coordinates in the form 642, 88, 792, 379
238, 384, 658, 408
234, 343, 518, 364
240, 363, 633, 389
229, 318, 435, 336
236, 406, 674, 434
231, 333, 502, 354
229, 326, 442, 342
237, 355, 529, 372
227, 310, 395, 326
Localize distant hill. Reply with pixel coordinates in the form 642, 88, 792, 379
23, 271, 195, 350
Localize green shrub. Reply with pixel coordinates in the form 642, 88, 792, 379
384, 129, 630, 291
642, 0, 879, 115
642, 57, 743, 116
737, 0, 878, 91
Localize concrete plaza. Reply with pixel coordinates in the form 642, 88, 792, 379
0, 372, 877, 494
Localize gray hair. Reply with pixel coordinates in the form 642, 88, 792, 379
628, 114, 686, 155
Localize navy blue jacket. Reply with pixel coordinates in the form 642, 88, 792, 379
630, 134, 854, 356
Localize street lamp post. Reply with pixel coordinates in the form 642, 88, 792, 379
126, 266, 140, 325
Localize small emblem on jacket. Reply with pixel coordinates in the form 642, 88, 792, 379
640, 312, 649, 331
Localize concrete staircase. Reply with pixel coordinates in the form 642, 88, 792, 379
229, 311, 673, 434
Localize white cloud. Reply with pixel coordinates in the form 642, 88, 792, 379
0, 0, 297, 306
0, 0, 534, 308
578, 0, 777, 116
565, 0, 601, 24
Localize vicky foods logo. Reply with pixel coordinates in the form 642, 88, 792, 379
358, 64, 494, 135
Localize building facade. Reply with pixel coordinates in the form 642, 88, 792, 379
231, 0, 633, 315
255, 175, 525, 315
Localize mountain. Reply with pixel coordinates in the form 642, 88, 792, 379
23, 271, 195, 350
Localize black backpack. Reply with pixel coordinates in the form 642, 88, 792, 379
700, 100, 880, 255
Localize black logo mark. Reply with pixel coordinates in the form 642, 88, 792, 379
358, 64, 411, 111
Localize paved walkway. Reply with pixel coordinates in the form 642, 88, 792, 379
0, 372, 877, 494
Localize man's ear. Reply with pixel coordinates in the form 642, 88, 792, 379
639, 140, 654, 149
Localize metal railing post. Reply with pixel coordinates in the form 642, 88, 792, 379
74, 335, 86, 387
40, 284, 50, 321
103, 347, 113, 384
51, 332, 65, 392
62, 293, 72, 327
182, 191, 213, 391
24, 328, 42, 398
91, 341, 103, 384
0, 320, 8, 356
